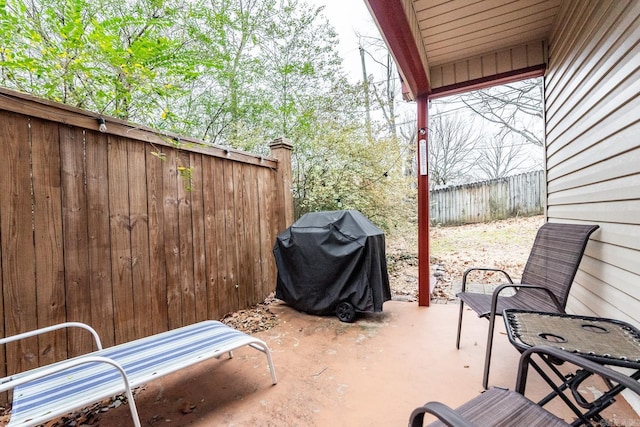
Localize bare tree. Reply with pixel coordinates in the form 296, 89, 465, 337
398, 112, 418, 177
448, 78, 544, 147
474, 133, 529, 180
428, 112, 481, 188
357, 34, 400, 139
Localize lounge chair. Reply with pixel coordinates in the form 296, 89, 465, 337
0, 320, 277, 426
409, 345, 640, 426
455, 222, 599, 389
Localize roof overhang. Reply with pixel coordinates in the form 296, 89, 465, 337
364, 0, 431, 100
364, 0, 560, 100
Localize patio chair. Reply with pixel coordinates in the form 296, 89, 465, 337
455, 222, 599, 389
408, 345, 640, 427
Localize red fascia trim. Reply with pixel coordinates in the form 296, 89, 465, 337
365, 0, 430, 97
429, 65, 546, 99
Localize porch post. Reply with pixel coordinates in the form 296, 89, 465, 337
269, 137, 294, 233
417, 95, 430, 306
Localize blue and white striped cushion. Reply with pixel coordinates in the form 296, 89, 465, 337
8, 321, 271, 426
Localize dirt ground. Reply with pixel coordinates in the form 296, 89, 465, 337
387, 214, 544, 302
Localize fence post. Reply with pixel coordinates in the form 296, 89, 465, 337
269, 137, 294, 232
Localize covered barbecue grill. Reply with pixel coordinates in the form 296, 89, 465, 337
273, 210, 391, 322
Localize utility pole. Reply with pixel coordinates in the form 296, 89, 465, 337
359, 45, 372, 139
386, 53, 396, 138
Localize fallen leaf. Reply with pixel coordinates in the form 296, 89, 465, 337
180, 401, 196, 414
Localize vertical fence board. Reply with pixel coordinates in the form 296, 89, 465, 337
212, 157, 228, 318
163, 149, 182, 329
128, 140, 152, 339
0, 112, 38, 372
85, 130, 115, 348
0, 112, 7, 381
61, 126, 94, 356
202, 157, 219, 319
222, 160, 239, 315
190, 154, 208, 322
262, 167, 278, 297
107, 136, 135, 344
31, 118, 66, 365
178, 152, 196, 325
245, 165, 259, 305
236, 164, 249, 308
146, 145, 168, 334
202, 156, 219, 319
257, 168, 270, 299
259, 168, 272, 300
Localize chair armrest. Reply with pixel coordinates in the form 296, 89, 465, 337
461, 267, 514, 292
409, 401, 476, 427
516, 345, 640, 396
0, 322, 103, 350
1, 355, 128, 392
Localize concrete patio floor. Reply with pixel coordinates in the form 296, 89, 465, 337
96, 300, 639, 426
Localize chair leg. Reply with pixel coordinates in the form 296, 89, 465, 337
456, 300, 465, 349
482, 314, 497, 390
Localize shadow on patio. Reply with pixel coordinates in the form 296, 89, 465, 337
96, 300, 638, 426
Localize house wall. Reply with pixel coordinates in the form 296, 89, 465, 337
545, 0, 640, 327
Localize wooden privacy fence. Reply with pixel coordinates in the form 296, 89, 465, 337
429, 170, 545, 226
0, 88, 293, 377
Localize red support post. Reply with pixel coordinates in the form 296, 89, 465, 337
416, 95, 430, 306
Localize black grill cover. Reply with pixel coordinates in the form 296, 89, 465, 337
273, 210, 391, 315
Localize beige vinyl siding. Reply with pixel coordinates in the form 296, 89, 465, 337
545, 0, 640, 327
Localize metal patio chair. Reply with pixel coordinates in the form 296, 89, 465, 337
408, 345, 640, 427
455, 222, 599, 389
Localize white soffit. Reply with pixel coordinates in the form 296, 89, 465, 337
410, 0, 562, 89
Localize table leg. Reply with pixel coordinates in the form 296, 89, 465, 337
527, 354, 640, 426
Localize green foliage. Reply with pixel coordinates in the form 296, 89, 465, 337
290, 79, 413, 229
0, 0, 209, 121
0, 0, 415, 231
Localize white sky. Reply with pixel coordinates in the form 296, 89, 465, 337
311, 1, 380, 83
309, 0, 417, 124
307, 1, 543, 178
